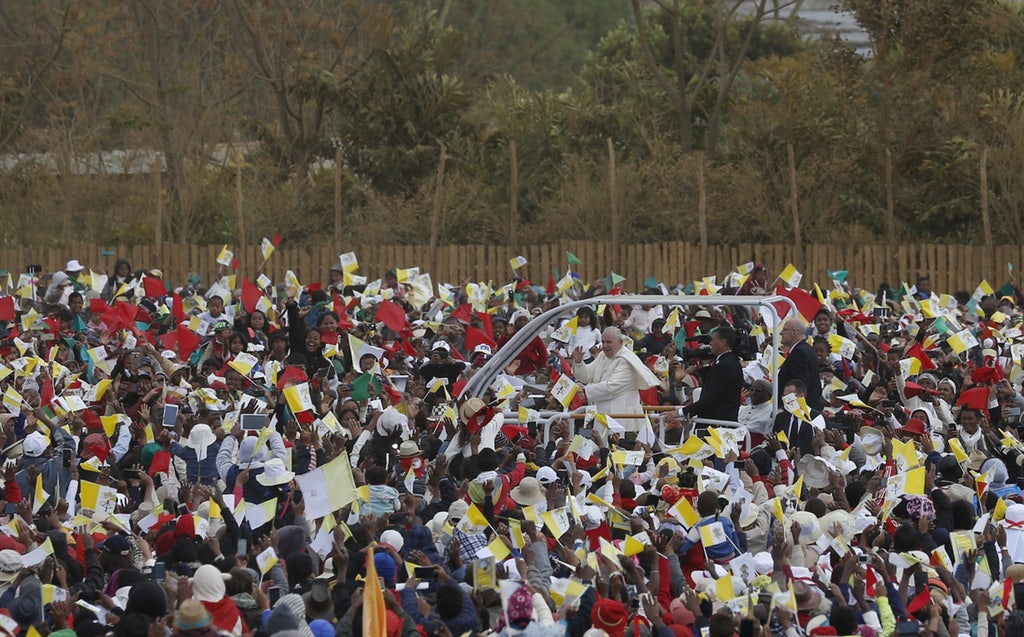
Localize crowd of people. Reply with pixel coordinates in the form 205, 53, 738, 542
3, 255, 1024, 637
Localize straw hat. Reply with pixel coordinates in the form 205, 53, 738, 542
858, 426, 885, 455
175, 600, 212, 631
510, 477, 546, 506
797, 455, 831, 489
790, 511, 823, 545
459, 397, 487, 424
398, 440, 421, 458
820, 510, 854, 541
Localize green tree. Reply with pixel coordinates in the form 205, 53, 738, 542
333, 12, 476, 193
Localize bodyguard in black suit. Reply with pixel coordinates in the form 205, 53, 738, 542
683, 325, 744, 422
777, 318, 823, 410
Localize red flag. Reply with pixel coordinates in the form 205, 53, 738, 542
171, 293, 185, 322
241, 278, 263, 313
143, 276, 167, 299
546, 276, 556, 296
452, 378, 467, 398
0, 297, 13, 322
557, 354, 573, 378
400, 329, 419, 358
451, 304, 473, 324
501, 424, 529, 440
276, 365, 309, 390
272, 234, 282, 247
906, 342, 937, 371
906, 589, 932, 614
158, 331, 177, 352
148, 450, 171, 476
375, 300, 409, 333
464, 326, 496, 352
639, 387, 660, 406
383, 384, 403, 406
772, 284, 823, 322
88, 437, 111, 463
176, 328, 201, 360
957, 386, 989, 411
89, 298, 108, 315
230, 257, 240, 270
476, 311, 493, 342
39, 373, 53, 407
117, 302, 139, 328
332, 293, 354, 330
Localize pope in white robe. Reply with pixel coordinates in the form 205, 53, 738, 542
573, 327, 660, 432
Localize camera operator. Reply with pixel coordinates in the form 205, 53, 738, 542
680, 325, 744, 423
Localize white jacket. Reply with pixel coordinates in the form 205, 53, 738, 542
575, 347, 659, 431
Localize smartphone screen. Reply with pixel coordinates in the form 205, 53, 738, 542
413, 566, 435, 579
62, 448, 73, 469
162, 404, 179, 428
268, 586, 282, 606
150, 562, 166, 582
237, 538, 248, 556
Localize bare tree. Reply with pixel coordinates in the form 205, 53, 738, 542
630, 0, 799, 158
228, 0, 381, 176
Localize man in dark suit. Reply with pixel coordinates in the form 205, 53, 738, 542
777, 318, 823, 410
682, 325, 744, 422
772, 378, 825, 457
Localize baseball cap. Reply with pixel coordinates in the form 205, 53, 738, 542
100, 534, 131, 556
535, 466, 558, 485
473, 344, 492, 357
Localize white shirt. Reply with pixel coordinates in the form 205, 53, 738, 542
738, 400, 774, 436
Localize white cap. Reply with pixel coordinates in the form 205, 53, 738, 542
23, 431, 48, 458
380, 529, 405, 552
65, 259, 84, 272
431, 340, 451, 353
535, 466, 558, 484
472, 344, 492, 356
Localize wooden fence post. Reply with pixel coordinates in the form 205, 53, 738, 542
787, 144, 803, 266
509, 140, 519, 252
608, 138, 619, 273
429, 144, 447, 277
697, 151, 708, 275
334, 146, 343, 247
981, 147, 993, 276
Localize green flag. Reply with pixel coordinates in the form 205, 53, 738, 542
827, 270, 848, 283
605, 272, 625, 289
351, 372, 381, 401
567, 252, 582, 266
